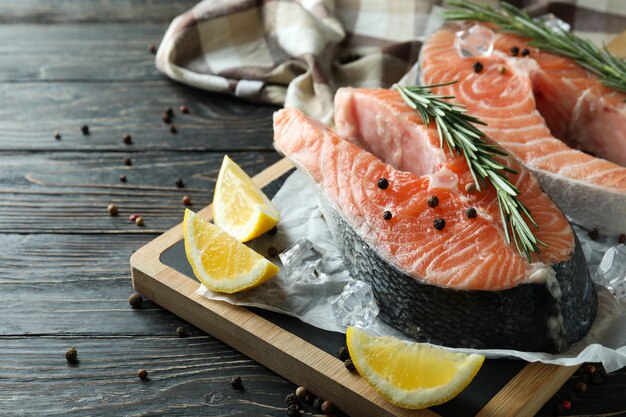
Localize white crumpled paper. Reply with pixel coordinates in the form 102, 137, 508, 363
197, 171, 626, 373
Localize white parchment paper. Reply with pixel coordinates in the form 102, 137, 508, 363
197, 171, 626, 373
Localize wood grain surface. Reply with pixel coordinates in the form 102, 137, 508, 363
0, 1, 624, 416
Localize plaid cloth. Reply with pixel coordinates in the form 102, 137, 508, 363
156, 0, 625, 122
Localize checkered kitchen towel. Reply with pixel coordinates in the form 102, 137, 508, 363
156, 0, 626, 122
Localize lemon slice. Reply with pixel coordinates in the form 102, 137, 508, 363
213, 155, 280, 242
183, 209, 279, 293
346, 327, 484, 409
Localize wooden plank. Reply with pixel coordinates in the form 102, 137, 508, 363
0, 0, 196, 23
130, 157, 575, 417
0, 151, 280, 234
0, 335, 312, 417
0, 81, 276, 152
0, 24, 166, 81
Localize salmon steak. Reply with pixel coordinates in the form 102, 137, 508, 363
420, 25, 626, 236
274, 102, 596, 353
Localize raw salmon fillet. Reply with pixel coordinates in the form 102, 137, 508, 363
420, 25, 626, 236
274, 106, 596, 352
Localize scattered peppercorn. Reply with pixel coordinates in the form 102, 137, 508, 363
465, 182, 477, 193
107, 204, 118, 216
119, 175, 127, 183
565, 391, 578, 402
562, 400, 571, 410
472, 61, 484, 73
552, 402, 565, 416
268, 226, 278, 236
434, 218, 446, 230
170, 125, 177, 134
499, 66, 507, 74
619, 234, 626, 244
175, 178, 184, 188
574, 381, 587, 393
54, 130, 61, 140
295, 386, 308, 400
81, 125, 90, 135
129, 293, 143, 308
122, 133, 132, 145
377, 178, 389, 189
337, 346, 350, 361
286, 393, 299, 406
510, 46, 520, 56
128, 214, 138, 222
137, 369, 148, 380
176, 327, 187, 338
584, 364, 596, 375
182, 195, 192, 206
180, 105, 190, 114
65, 347, 78, 363
267, 246, 278, 257
304, 394, 314, 404
521, 48, 530, 57
313, 397, 323, 411
230, 375, 243, 390
148, 43, 157, 54
587, 229, 600, 240
579, 372, 590, 383
383, 210, 392, 220
321, 400, 335, 415
591, 371, 603, 385
427, 195, 439, 208
124, 158, 132, 166
162, 113, 172, 124
165, 107, 174, 118
344, 358, 356, 372
135, 216, 145, 226
466, 207, 477, 219
286, 404, 300, 417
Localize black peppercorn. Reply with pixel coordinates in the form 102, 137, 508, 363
584, 364, 596, 375
65, 347, 78, 363
472, 61, 483, 73
591, 372, 603, 385
162, 113, 172, 124
344, 358, 356, 372
465, 183, 477, 193
427, 196, 439, 208
337, 346, 350, 361
175, 178, 184, 188
268, 226, 278, 236
377, 178, 389, 189
466, 207, 477, 219
138, 369, 148, 380
434, 218, 446, 230
313, 397, 323, 411
295, 386, 308, 399
565, 391, 578, 402
122, 133, 132, 145
230, 375, 243, 390
124, 158, 132, 166
286, 404, 300, 417
510, 46, 520, 56
129, 293, 143, 308
552, 402, 565, 416
579, 372, 590, 383
521, 48, 530, 57
304, 394, 314, 404
170, 125, 177, 134
619, 234, 625, 244
165, 107, 174, 118
286, 392, 299, 406
574, 381, 587, 393
176, 327, 187, 338
107, 204, 118, 216
383, 211, 392, 220
119, 175, 127, 183
267, 246, 278, 257
148, 43, 157, 54
54, 130, 61, 140
321, 400, 335, 415
499, 66, 507, 74
81, 125, 90, 135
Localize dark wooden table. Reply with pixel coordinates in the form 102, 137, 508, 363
1, 1, 624, 416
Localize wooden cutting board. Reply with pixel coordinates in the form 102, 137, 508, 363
130, 157, 577, 417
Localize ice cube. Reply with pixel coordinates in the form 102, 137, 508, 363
331, 279, 380, 328
279, 238, 326, 284
536, 13, 571, 33
596, 244, 626, 299
454, 24, 494, 58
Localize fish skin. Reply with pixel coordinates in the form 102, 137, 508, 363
419, 26, 626, 236
273, 108, 597, 353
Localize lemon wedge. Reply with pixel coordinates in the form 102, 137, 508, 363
183, 209, 279, 293
346, 327, 484, 409
213, 155, 280, 242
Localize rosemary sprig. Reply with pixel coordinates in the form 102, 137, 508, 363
443, 0, 626, 95
397, 82, 544, 261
